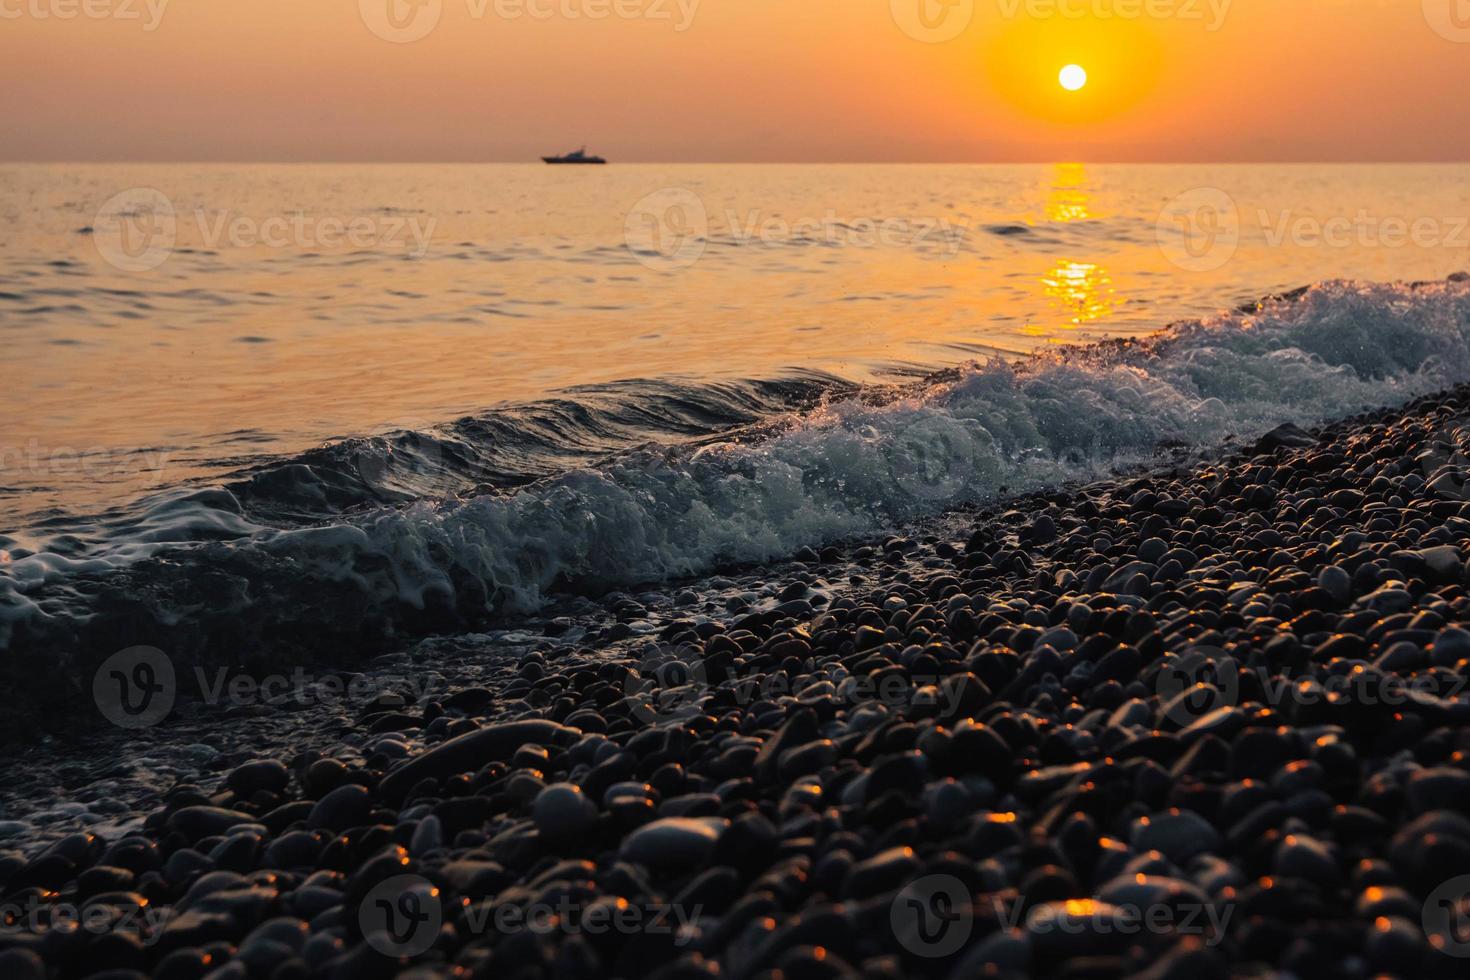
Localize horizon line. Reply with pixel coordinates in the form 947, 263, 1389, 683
6, 159, 1470, 166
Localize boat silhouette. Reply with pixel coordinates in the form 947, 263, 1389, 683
542, 147, 606, 165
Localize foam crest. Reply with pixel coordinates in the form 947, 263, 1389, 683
4, 278, 1469, 669
322, 280, 1470, 612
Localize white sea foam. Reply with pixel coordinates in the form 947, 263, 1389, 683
260, 278, 1470, 614
4, 278, 1470, 644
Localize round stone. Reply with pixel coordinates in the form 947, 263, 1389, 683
619, 817, 729, 869
532, 783, 599, 839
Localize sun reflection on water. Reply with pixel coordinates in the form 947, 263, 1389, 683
1021, 164, 1119, 340
1045, 162, 1093, 223
1044, 260, 1115, 326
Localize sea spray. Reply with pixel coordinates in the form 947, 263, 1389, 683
4, 277, 1470, 683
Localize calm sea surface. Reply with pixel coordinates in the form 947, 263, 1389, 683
4, 163, 1469, 518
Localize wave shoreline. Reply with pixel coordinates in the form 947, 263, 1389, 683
4, 276, 1470, 730
6, 376, 1470, 976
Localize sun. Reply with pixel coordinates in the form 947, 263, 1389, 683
1059, 64, 1088, 92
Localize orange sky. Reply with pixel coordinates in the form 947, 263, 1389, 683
3, 0, 1469, 161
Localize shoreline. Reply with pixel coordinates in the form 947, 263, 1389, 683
7, 385, 1470, 974
7, 275, 1470, 741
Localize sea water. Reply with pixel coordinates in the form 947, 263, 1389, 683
4, 163, 1470, 662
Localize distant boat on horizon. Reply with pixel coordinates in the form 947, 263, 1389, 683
542, 147, 607, 165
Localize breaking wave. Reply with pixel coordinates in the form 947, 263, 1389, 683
5, 277, 1470, 699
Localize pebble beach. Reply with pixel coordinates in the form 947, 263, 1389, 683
7, 0, 1470, 972
9, 379, 1470, 978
